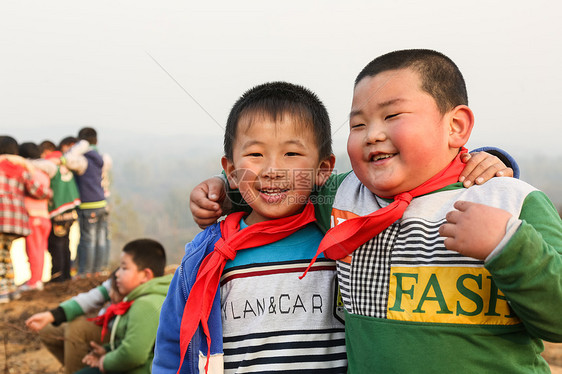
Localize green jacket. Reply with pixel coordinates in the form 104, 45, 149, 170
102, 274, 172, 374
333, 176, 562, 373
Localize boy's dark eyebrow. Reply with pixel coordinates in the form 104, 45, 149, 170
241, 139, 305, 148
241, 140, 264, 148
284, 139, 306, 147
350, 98, 405, 118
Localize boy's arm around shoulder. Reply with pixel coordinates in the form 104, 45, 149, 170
103, 275, 173, 372
311, 171, 351, 232
153, 224, 223, 373
63, 139, 89, 175
485, 190, 562, 342
30, 159, 57, 179
23, 169, 52, 200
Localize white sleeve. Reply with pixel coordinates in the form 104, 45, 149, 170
31, 159, 58, 178
63, 140, 89, 175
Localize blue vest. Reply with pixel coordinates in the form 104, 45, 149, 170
74, 149, 105, 206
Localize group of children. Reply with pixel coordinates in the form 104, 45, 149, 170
19, 48, 562, 374
0, 127, 111, 303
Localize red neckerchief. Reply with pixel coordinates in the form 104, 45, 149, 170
301, 148, 468, 278
88, 300, 134, 341
177, 202, 316, 374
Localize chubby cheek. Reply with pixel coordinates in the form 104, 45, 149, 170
348, 141, 368, 173
346, 136, 363, 164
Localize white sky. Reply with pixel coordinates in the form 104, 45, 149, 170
1, 0, 561, 162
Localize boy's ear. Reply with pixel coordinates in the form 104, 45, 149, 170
315, 154, 336, 187
221, 156, 238, 190
142, 267, 154, 282
448, 105, 474, 148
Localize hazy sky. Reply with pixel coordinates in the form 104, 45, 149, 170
2, 0, 561, 162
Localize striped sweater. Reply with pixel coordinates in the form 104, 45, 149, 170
220, 221, 346, 373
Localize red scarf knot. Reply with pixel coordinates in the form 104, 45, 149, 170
395, 192, 413, 205
88, 300, 134, 341
214, 240, 236, 260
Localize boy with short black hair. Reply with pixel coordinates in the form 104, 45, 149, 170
64, 127, 111, 276
59, 136, 77, 153
311, 49, 562, 373
154, 82, 347, 373
77, 238, 171, 374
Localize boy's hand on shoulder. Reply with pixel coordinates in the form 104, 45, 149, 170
459, 152, 513, 188
190, 176, 228, 229
439, 201, 512, 260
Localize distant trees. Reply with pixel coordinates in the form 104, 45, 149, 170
107, 151, 220, 266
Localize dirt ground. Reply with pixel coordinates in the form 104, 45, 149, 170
1, 275, 562, 374
0, 276, 105, 374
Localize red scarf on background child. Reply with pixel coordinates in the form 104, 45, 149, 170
301, 148, 468, 278
177, 202, 316, 374
88, 300, 134, 341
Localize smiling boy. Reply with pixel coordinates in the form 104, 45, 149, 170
314, 49, 562, 373
153, 82, 347, 374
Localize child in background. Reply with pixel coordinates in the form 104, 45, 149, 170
64, 127, 111, 276
39, 140, 57, 157
58, 136, 81, 276
27, 263, 178, 374
77, 238, 171, 374
58, 136, 77, 154
18, 142, 53, 291
0, 136, 52, 302
40, 138, 81, 282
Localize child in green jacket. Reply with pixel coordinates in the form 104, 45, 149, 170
77, 238, 172, 374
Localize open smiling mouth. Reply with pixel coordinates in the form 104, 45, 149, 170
370, 153, 394, 162
259, 188, 290, 196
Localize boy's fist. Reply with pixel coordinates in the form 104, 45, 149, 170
439, 200, 512, 260
189, 176, 227, 229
